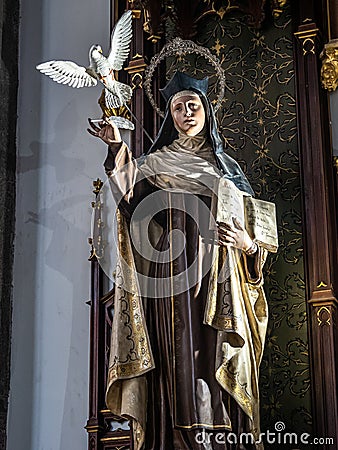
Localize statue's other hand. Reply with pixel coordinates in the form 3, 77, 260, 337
87, 117, 122, 146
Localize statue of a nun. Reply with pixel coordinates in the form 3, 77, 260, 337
88, 71, 275, 450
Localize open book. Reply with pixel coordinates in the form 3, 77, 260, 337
213, 178, 278, 253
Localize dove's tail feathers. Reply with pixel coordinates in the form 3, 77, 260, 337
36, 60, 98, 89
105, 81, 132, 109
105, 89, 122, 109
106, 116, 135, 130
116, 80, 132, 101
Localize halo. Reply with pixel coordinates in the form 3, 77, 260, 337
144, 37, 226, 118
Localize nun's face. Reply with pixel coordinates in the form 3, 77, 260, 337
171, 94, 205, 136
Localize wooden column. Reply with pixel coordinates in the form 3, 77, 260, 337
124, 1, 149, 157
85, 181, 105, 449
294, 1, 338, 445
124, 1, 164, 155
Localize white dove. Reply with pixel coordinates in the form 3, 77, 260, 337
36, 10, 133, 112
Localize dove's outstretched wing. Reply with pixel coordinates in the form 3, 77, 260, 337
107, 10, 133, 71
36, 61, 98, 88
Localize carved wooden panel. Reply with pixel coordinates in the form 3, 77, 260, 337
130, 0, 288, 42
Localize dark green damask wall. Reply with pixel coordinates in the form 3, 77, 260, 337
167, 2, 312, 446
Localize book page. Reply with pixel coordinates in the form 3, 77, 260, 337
214, 178, 245, 225
214, 178, 278, 253
244, 197, 278, 252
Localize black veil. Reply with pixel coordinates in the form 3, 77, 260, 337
146, 71, 254, 196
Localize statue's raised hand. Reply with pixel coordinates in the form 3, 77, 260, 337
87, 118, 122, 146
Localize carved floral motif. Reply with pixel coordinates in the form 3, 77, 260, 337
320, 39, 338, 91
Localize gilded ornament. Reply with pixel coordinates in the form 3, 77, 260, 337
131, 72, 143, 90
271, 0, 287, 18
131, 10, 142, 20
320, 39, 338, 91
124, 53, 147, 75
85, 425, 103, 433
142, 8, 162, 43
294, 26, 319, 56
93, 178, 103, 194
316, 306, 331, 326
333, 156, 338, 174
100, 436, 130, 442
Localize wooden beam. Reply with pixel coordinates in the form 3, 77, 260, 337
294, 0, 338, 445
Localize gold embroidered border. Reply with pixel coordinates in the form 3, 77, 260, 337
112, 211, 154, 381
216, 365, 253, 419
108, 359, 152, 382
